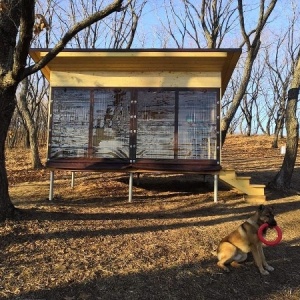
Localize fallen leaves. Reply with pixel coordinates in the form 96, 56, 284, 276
1, 135, 300, 299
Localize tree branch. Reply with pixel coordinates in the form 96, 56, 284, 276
23, 0, 124, 79
12, 0, 35, 81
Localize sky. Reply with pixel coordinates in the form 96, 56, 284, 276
34, 0, 300, 134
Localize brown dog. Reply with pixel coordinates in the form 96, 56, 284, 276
216, 205, 277, 275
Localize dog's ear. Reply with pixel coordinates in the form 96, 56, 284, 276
258, 204, 265, 211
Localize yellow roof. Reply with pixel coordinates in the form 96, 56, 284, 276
30, 48, 241, 94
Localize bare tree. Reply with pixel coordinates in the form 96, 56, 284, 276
12, 0, 145, 170
240, 59, 265, 136
197, 0, 237, 48
58, 0, 146, 49
0, 0, 125, 221
17, 78, 43, 168
240, 95, 253, 136
253, 92, 269, 135
16, 74, 49, 168
6, 1, 53, 167
160, 0, 237, 48
265, 36, 292, 147
221, 0, 278, 145
161, 0, 278, 143
268, 50, 300, 191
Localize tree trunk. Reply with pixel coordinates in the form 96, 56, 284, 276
0, 88, 17, 221
271, 104, 285, 148
221, 0, 278, 145
0, 0, 124, 221
271, 115, 284, 148
221, 55, 253, 145
268, 88, 299, 190
17, 78, 43, 169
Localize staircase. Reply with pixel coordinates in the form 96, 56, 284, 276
219, 169, 266, 202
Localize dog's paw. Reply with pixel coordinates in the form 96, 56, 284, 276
265, 265, 274, 272
230, 261, 244, 268
217, 262, 230, 273
260, 269, 270, 275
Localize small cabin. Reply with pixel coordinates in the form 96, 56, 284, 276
30, 48, 241, 201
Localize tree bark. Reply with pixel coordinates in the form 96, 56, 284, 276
0, 88, 18, 221
0, 0, 124, 221
268, 87, 299, 190
271, 107, 285, 148
0, 0, 33, 220
269, 48, 300, 190
17, 78, 43, 169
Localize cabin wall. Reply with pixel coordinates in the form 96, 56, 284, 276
46, 87, 221, 173
50, 71, 221, 88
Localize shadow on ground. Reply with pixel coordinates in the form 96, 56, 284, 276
11, 243, 300, 300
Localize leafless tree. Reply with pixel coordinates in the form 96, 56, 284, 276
160, 0, 278, 143
221, 0, 278, 145
253, 90, 270, 135
56, 0, 146, 49
264, 36, 292, 147
16, 78, 43, 168
11, 0, 145, 170
15, 74, 49, 168
240, 59, 265, 136
196, 0, 237, 48
0, 0, 125, 221
268, 49, 300, 191
160, 0, 237, 48
240, 95, 253, 136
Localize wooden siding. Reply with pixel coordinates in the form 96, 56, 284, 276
29, 48, 241, 95
50, 71, 221, 88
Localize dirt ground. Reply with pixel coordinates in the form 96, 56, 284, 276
1, 135, 300, 300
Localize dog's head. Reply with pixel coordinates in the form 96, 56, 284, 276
257, 205, 277, 227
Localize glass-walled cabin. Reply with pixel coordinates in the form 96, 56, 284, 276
47, 87, 221, 173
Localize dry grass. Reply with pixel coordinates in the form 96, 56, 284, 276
1, 135, 300, 300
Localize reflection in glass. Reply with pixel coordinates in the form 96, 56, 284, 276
137, 91, 175, 159
92, 90, 130, 159
51, 88, 90, 158
178, 90, 217, 159
50, 88, 130, 159
50, 88, 218, 162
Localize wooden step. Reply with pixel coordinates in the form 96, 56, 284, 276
219, 169, 266, 201
243, 194, 266, 203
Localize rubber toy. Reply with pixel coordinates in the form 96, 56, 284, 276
258, 223, 282, 246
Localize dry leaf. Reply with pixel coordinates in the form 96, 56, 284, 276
34, 13, 50, 35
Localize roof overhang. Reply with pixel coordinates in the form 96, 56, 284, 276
29, 48, 241, 95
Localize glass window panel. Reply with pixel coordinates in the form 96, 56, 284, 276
92, 89, 130, 159
178, 90, 218, 159
50, 88, 90, 158
50, 88, 219, 163
136, 90, 175, 159
50, 88, 130, 159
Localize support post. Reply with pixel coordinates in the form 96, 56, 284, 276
71, 171, 75, 188
214, 174, 218, 203
128, 172, 133, 203
49, 170, 54, 201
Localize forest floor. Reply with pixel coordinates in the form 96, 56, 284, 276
1, 135, 300, 300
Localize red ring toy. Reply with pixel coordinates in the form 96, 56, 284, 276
258, 223, 282, 246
